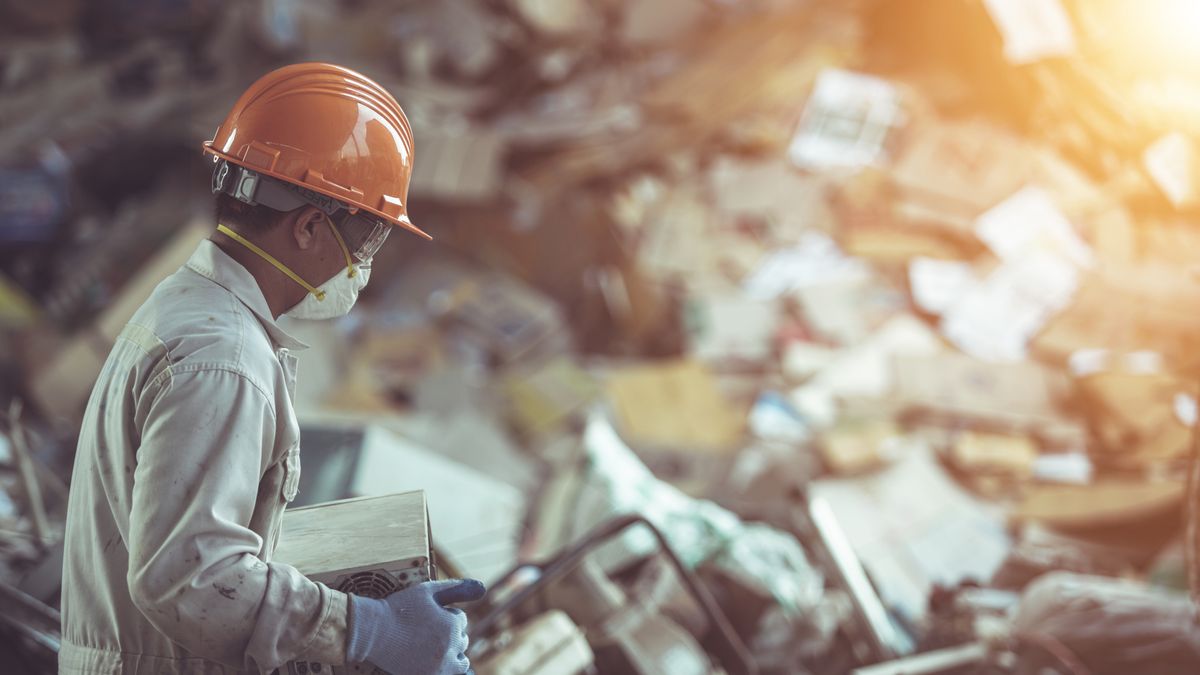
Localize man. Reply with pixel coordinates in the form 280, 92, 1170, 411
59, 63, 484, 674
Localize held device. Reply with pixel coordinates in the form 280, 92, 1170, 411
273, 491, 435, 675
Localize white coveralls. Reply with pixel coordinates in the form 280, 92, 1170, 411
59, 240, 348, 674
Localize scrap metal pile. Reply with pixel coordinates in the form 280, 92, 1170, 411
2, 0, 1200, 673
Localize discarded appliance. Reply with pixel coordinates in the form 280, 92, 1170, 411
273, 491, 434, 675
469, 515, 758, 675
471, 610, 593, 675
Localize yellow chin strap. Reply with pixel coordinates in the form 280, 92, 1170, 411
217, 221, 356, 302
324, 218, 358, 279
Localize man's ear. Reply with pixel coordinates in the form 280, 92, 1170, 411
291, 207, 327, 250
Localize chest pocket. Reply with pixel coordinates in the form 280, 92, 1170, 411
282, 443, 301, 503
276, 347, 301, 503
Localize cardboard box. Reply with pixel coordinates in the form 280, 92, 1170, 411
820, 418, 902, 475
501, 358, 599, 438
892, 352, 1069, 432
841, 221, 976, 263
1076, 371, 1193, 468
890, 119, 1034, 227
324, 322, 445, 415
1033, 265, 1200, 373
606, 360, 745, 453
606, 360, 747, 495
950, 431, 1037, 477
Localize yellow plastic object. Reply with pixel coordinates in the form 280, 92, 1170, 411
203, 62, 430, 240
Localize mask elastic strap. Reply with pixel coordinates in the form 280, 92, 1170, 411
324, 217, 357, 278
217, 224, 327, 301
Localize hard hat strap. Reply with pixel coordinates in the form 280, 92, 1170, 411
324, 215, 358, 278
212, 159, 343, 217
217, 224, 327, 301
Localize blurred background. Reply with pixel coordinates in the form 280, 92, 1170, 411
2, 0, 1200, 673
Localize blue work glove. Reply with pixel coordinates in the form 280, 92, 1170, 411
347, 578, 486, 675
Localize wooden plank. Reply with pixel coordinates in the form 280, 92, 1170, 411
1014, 481, 1185, 529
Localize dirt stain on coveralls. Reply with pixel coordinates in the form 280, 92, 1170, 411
213, 583, 237, 600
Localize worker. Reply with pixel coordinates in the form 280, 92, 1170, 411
59, 63, 484, 675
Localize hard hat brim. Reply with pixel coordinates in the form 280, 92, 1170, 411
203, 143, 432, 241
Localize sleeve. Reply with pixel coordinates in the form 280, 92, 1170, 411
125, 366, 349, 671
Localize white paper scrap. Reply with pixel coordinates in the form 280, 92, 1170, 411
908, 258, 977, 315
1144, 132, 1197, 208
788, 69, 904, 172
1175, 393, 1198, 428
982, 0, 1076, 65
975, 186, 1093, 268
743, 232, 871, 300
940, 251, 1079, 362
1032, 453, 1093, 485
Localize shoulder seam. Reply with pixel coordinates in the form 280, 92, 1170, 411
229, 286, 247, 365
152, 363, 278, 420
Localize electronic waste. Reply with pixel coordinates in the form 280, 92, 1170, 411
273, 491, 434, 675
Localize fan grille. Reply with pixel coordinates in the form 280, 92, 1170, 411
335, 571, 400, 599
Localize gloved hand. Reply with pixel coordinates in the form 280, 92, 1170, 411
347, 578, 486, 675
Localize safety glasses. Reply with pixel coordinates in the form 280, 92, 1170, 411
333, 211, 392, 263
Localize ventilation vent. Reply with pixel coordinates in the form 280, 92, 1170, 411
336, 570, 400, 599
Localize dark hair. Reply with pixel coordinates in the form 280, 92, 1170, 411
213, 193, 291, 233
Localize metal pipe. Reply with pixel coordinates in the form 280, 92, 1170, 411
809, 495, 911, 658
469, 514, 758, 675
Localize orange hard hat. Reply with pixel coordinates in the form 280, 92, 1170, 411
203, 62, 429, 240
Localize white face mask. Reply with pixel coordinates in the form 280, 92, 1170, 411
285, 260, 371, 320
216, 223, 373, 321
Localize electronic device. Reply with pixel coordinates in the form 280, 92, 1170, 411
273, 491, 434, 675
